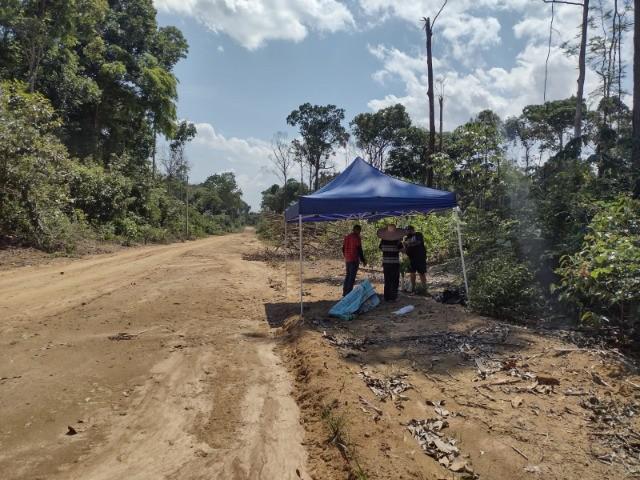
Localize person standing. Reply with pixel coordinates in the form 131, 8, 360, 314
378, 224, 404, 302
342, 225, 366, 296
403, 225, 427, 293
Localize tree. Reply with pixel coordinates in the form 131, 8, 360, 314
447, 111, 505, 210
633, 0, 640, 197
422, 0, 447, 187
193, 172, 249, 222
575, 0, 590, 146
504, 115, 536, 171
386, 126, 428, 181
260, 179, 308, 213
162, 121, 196, 182
270, 132, 295, 194
0, 0, 188, 171
286, 103, 349, 191
350, 104, 411, 169
522, 98, 577, 153
545, 0, 590, 149
437, 78, 445, 152
0, 81, 73, 249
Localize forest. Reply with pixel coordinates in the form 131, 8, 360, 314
0, 0, 250, 252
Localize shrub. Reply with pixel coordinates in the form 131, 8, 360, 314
469, 256, 542, 321
69, 159, 133, 223
113, 215, 141, 245
0, 81, 78, 250
38, 209, 92, 253
553, 196, 640, 324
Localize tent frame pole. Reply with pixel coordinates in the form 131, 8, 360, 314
454, 207, 469, 303
299, 215, 303, 318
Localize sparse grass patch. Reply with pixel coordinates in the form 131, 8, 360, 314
320, 401, 369, 479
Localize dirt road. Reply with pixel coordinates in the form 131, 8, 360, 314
0, 231, 307, 480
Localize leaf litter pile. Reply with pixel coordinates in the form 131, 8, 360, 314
407, 417, 477, 479
358, 370, 411, 405
582, 395, 640, 469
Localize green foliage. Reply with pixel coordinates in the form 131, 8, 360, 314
386, 126, 427, 181
0, 5, 252, 252
192, 172, 250, 225
469, 256, 542, 321
531, 153, 596, 257
69, 159, 133, 223
261, 178, 308, 214
554, 196, 640, 323
286, 103, 349, 191
0, 0, 187, 164
521, 98, 578, 152
0, 80, 80, 251
350, 103, 411, 169
447, 111, 506, 210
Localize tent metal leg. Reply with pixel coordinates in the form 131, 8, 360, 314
299, 215, 303, 318
454, 208, 470, 303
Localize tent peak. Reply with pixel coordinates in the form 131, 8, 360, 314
285, 157, 456, 223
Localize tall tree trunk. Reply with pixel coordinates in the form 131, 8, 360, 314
574, 0, 589, 149
617, 0, 622, 108
633, 0, 640, 198
425, 19, 435, 187
438, 94, 444, 152
151, 123, 157, 178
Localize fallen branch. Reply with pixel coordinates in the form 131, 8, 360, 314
359, 395, 383, 416
473, 386, 497, 402
486, 377, 522, 386
510, 444, 529, 460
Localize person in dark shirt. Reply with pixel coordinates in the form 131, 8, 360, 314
403, 225, 427, 293
378, 224, 403, 301
342, 225, 366, 296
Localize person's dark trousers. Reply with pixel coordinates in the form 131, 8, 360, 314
343, 261, 360, 296
383, 263, 400, 301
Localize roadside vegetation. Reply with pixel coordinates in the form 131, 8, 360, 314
259, 99, 639, 343
0, 1, 250, 253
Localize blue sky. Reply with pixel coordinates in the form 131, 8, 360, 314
154, 0, 627, 209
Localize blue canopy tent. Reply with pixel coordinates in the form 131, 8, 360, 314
284, 158, 468, 316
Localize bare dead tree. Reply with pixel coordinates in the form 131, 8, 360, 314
543, 0, 590, 148
544, 1, 555, 102
270, 132, 296, 214
422, 0, 447, 187
437, 77, 446, 152
271, 132, 294, 184
633, 0, 640, 197
575, 0, 590, 145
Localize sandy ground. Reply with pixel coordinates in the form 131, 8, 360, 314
0, 231, 307, 480
272, 258, 640, 480
3, 230, 639, 480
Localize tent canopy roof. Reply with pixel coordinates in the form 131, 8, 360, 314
285, 157, 456, 223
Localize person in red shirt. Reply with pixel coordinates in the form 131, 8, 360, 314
342, 225, 367, 296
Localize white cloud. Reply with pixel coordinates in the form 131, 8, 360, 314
217, 45, 224, 53
154, 0, 354, 49
358, 0, 529, 62
367, 42, 599, 130
185, 123, 276, 209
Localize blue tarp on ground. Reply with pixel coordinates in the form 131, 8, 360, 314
328, 279, 380, 320
285, 157, 456, 223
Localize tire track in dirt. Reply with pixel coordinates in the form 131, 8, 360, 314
0, 231, 307, 480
